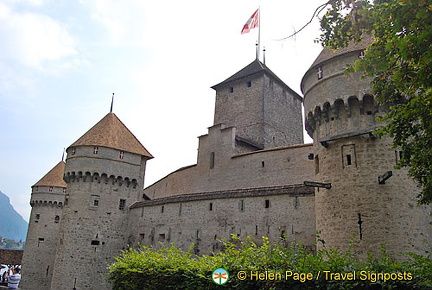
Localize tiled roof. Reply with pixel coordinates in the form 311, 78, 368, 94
68, 113, 153, 158
309, 34, 374, 69
211, 59, 302, 100
33, 161, 66, 188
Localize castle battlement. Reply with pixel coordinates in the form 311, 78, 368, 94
63, 171, 138, 188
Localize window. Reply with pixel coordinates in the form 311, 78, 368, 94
49, 186, 53, 192
239, 200, 244, 211
209, 202, 213, 211
93, 146, 99, 154
91, 240, 100, 245
38, 238, 44, 247
358, 50, 365, 59
119, 151, 125, 159
342, 144, 357, 168
315, 155, 320, 174
119, 199, 126, 210
229, 87, 234, 93
139, 233, 145, 240
210, 152, 215, 169
91, 195, 100, 208
35, 214, 40, 223
161, 206, 164, 213
247, 81, 252, 87
261, 161, 265, 167
54, 215, 60, 223
346, 154, 352, 166
71, 148, 76, 155
265, 200, 270, 208
62, 187, 66, 193
317, 66, 323, 79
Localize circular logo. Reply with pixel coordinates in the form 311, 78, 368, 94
212, 268, 229, 285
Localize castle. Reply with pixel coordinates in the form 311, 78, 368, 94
20, 39, 431, 290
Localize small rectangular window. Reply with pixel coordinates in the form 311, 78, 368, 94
317, 66, 323, 80
229, 87, 234, 93
209, 202, 213, 211
93, 146, 99, 154
346, 154, 352, 165
54, 215, 60, 223
358, 50, 365, 59
91, 240, 100, 245
35, 214, 40, 223
239, 200, 244, 211
161, 205, 164, 213
119, 151, 125, 159
49, 186, 53, 192
119, 199, 126, 210
93, 200, 99, 207
247, 81, 252, 87
265, 200, 270, 208
210, 152, 215, 169
71, 148, 76, 155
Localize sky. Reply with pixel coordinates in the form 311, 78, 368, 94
0, 0, 326, 222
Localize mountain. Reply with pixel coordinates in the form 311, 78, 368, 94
0, 190, 28, 241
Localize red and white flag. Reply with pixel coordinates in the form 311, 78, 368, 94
241, 9, 259, 34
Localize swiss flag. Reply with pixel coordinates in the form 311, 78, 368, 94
241, 9, 259, 34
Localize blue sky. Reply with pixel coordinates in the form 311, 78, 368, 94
0, 0, 324, 221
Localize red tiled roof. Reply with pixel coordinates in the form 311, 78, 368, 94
68, 113, 153, 158
33, 161, 66, 188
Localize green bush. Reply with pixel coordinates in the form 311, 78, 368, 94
106, 236, 432, 289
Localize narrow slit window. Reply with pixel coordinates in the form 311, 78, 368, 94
119, 151, 125, 159
229, 87, 234, 93
93, 146, 99, 154
209, 202, 213, 211
346, 154, 352, 166
210, 152, 215, 169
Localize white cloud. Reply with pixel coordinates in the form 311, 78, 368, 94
0, 2, 77, 70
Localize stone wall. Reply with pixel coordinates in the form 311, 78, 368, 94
129, 185, 316, 255
145, 124, 314, 200
20, 186, 64, 290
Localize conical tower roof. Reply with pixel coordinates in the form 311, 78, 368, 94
33, 161, 66, 188
68, 113, 153, 158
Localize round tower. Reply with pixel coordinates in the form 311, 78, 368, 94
301, 37, 431, 258
20, 161, 66, 290
50, 112, 153, 290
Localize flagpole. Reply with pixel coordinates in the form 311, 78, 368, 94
256, 6, 261, 60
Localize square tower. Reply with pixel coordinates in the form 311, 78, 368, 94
212, 60, 304, 151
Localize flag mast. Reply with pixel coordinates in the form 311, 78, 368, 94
256, 6, 261, 61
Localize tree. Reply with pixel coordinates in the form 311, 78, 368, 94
319, 0, 432, 204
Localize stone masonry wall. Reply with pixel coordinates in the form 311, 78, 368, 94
20, 186, 65, 290
129, 185, 316, 255
144, 125, 314, 200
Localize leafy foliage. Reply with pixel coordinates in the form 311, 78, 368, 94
319, 0, 432, 204
106, 236, 432, 289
